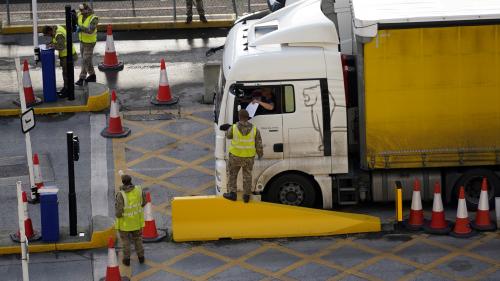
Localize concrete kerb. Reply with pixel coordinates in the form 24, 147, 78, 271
0, 83, 110, 117
0, 20, 234, 34
0, 215, 115, 255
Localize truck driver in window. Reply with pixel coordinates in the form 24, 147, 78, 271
251, 87, 275, 113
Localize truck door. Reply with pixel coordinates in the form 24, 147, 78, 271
230, 82, 284, 159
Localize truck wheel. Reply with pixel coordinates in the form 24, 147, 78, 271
262, 174, 316, 208
454, 169, 499, 210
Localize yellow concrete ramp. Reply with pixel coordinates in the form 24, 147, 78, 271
172, 196, 381, 242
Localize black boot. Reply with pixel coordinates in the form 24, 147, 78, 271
85, 74, 96, 83
138, 256, 145, 264
243, 194, 250, 203
57, 88, 67, 98
200, 15, 208, 23
122, 258, 130, 266
185, 15, 193, 24
223, 192, 237, 201
75, 78, 85, 86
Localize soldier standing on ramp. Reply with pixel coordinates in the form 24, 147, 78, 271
223, 109, 263, 203
75, 3, 98, 86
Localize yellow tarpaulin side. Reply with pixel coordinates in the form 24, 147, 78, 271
364, 24, 500, 169
172, 196, 381, 242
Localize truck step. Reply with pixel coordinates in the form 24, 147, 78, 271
339, 201, 358, 205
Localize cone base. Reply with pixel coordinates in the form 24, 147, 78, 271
423, 220, 452, 235
101, 127, 131, 138
403, 219, 428, 231
151, 95, 179, 106
13, 97, 43, 107
99, 276, 130, 281
470, 221, 497, 231
10, 231, 42, 243
450, 229, 477, 238
98, 62, 124, 72
143, 229, 167, 243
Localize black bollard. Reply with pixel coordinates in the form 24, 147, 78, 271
65, 5, 75, 100
67, 131, 79, 236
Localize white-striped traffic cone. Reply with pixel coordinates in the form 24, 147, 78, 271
33, 153, 44, 189
424, 182, 451, 234
151, 58, 179, 105
450, 186, 476, 238
142, 192, 167, 242
471, 178, 497, 231
99, 237, 130, 281
98, 25, 124, 72
10, 191, 41, 242
14, 60, 42, 107
404, 179, 425, 230
101, 90, 130, 138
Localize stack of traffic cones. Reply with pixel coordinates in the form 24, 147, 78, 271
450, 186, 475, 238
142, 192, 167, 242
13, 60, 42, 107
98, 25, 124, 72
99, 237, 130, 281
405, 179, 425, 230
10, 191, 41, 242
151, 58, 179, 105
424, 182, 451, 234
101, 90, 131, 138
471, 178, 497, 231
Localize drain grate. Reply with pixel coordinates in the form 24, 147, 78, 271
123, 113, 175, 121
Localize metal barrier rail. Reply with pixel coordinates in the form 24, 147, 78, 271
1, 0, 268, 26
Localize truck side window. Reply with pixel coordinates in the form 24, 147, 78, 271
283, 85, 295, 113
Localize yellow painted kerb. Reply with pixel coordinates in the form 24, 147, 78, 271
172, 196, 381, 242
0, 224, 115, 255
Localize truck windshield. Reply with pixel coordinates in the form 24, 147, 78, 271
214, 66, 226, 124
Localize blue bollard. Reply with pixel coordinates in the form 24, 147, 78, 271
39, 188, 60, 242
40, 45, 57, 103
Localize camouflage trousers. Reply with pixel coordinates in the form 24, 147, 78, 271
227, 153, 254, 195
79, 42, 96, 79
119, 230, 144, 259
186, 0, 205, 16
59, 53, 78, 89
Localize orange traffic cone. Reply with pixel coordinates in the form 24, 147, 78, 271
33, 153, 44, 189
424, 182, 451, 234
405, 179, 425, 230
99, 237, 130, 281
471, 178, 497, 231
10, 191, 41, 242
450, 186, 476, 238
101, 90, 131, 138
151, 58, 179, 105
142, 192, 167, 242
98, 25, 124, 72
13, 60, 42, 107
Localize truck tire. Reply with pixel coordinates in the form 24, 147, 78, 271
454, 168, 499, 210
262, 174, 317, 208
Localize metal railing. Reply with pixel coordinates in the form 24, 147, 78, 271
1, 0, 268, 26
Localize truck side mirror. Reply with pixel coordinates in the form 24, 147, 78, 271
219, 124, 231, 131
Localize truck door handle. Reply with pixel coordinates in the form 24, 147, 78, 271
273, 143, 283, 152
269, 129, 278, 132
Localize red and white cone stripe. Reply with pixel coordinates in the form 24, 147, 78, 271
142, 192, 159, 239
156, 59, 173, 102
429, 182, 447, 229
22, 60, 35, 104
451, 186, 473, 236
21, 192, 35, 239
107, 91, 124, 134
104, 237, 122, 281
33, 153, 44, 189
472, 177, 496, 230
103, 25, 119, 67
159, 60, 169, 87
407, 179, 424, 227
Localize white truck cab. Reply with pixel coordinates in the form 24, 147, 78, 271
214, 0, 348, 208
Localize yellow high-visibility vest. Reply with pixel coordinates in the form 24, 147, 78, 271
229, 124, 257, 157
52, 26, 77, 58
115, 186, 145, 231
77, 13, 98, 43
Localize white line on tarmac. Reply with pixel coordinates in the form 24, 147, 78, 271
90, 113, 109, 217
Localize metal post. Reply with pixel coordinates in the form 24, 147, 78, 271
67, 131, 77, 236
232, 0, 238, 18
395, 181, 403, 231
173, 0, 177, 22
32, 0, 39, 62
131, 0, 137, 17
89, 0, 94, 9
247, 0, 251, 13
6, 0, 11, 26
15, 58, 37, 203
17, 181, 30, 281
65, 5, 75, 100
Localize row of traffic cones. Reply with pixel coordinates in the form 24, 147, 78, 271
405, 178, 496, 237
100, 26, 178, 138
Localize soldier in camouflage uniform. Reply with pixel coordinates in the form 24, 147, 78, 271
223, 109, 263, 203
185, 0, 207, 23
115, 174, 147, 266
75, 3, 98, 86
